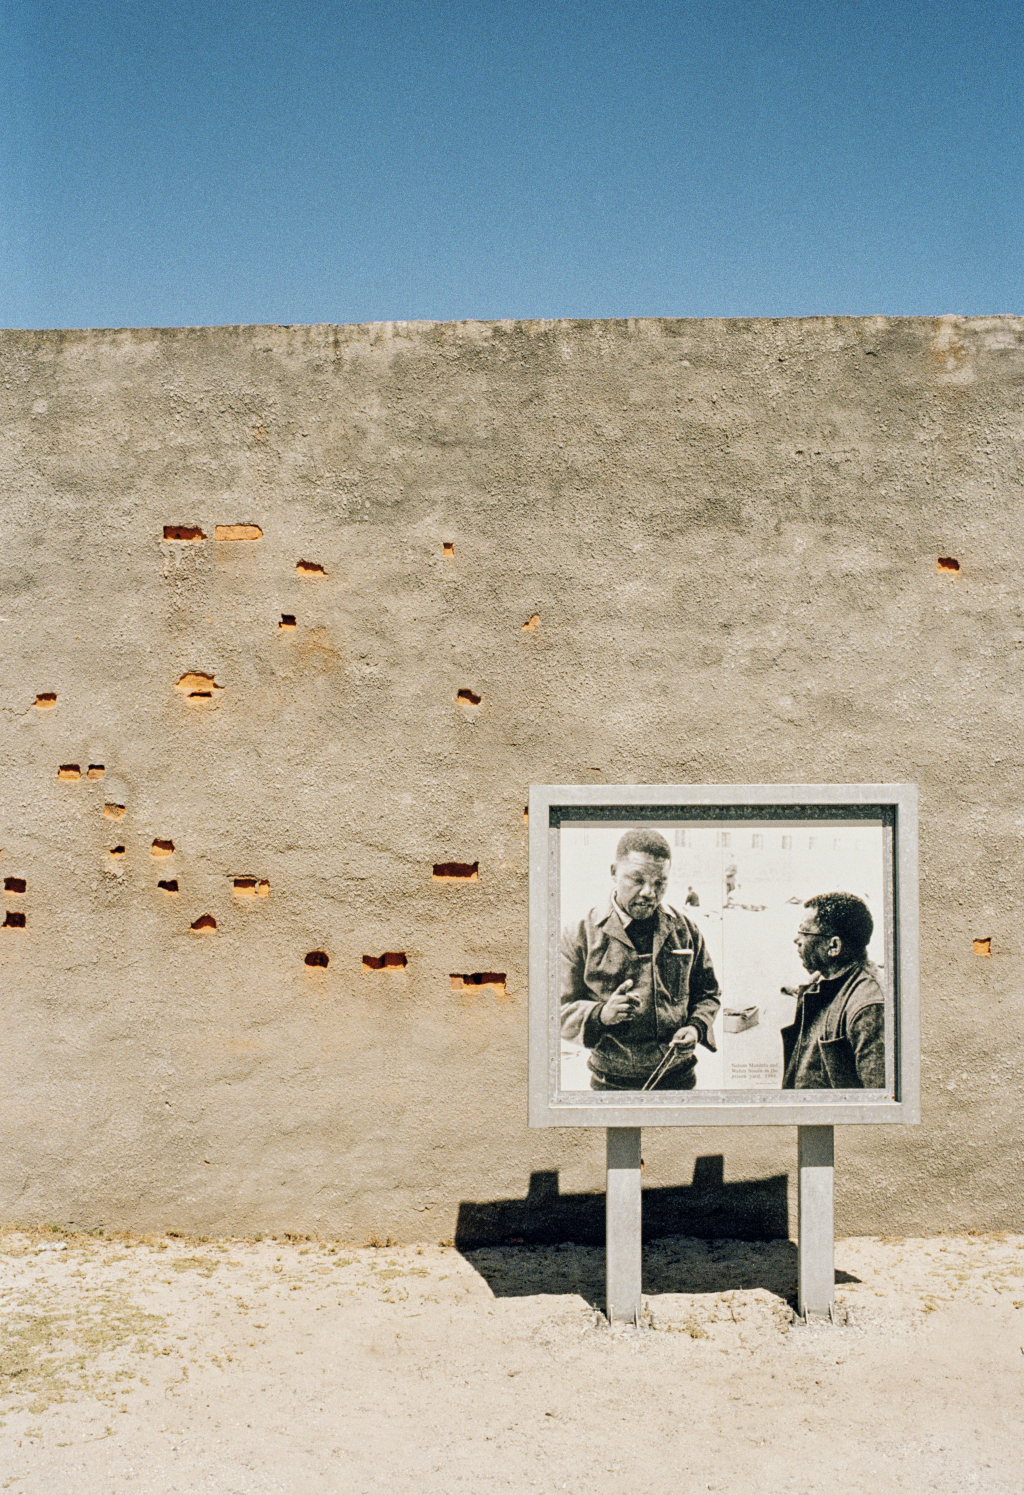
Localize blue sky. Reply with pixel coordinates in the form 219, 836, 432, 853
2, 0, 1022, 329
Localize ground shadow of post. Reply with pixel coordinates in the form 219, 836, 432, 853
457, 1156, 860, 1308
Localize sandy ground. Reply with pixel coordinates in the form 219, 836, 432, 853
1, 1227, 1023, 1494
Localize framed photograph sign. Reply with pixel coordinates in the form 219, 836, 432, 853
528, 784, 919, 1128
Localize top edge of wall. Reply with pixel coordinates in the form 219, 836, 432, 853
2, 313, 1024, 343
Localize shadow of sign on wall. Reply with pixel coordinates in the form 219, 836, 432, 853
455, 1156, 789, 1251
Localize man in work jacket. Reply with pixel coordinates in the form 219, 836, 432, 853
782, 892, 885, 1089
560, 828, 721, 1090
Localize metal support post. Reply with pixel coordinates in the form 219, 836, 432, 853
797, 1124, 835, 1320
606, 1127, 642, 1324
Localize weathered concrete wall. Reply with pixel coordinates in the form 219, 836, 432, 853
2, 315, 1023, 1241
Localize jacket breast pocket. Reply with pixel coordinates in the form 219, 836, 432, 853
662, 947, 694, 995
589, 943, 635, 991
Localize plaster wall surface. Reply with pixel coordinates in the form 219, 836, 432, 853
1, 314, 1022, 1240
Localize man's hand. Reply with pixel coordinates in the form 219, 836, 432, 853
669, 1024, 699, 1051
599, 980, 639, 1026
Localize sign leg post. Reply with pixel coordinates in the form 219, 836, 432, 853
606, 1127, 642, 1324
797, 1124, 835, 1320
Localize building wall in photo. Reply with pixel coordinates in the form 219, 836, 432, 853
1, 314, 1022, 1240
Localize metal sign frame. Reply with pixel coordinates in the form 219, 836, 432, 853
528, 782, 919, 1129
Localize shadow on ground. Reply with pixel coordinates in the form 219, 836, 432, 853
462, 1235, 802, 1308
457, 1156, 860, 1306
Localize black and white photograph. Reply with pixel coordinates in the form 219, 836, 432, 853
556, 811, 894, 1099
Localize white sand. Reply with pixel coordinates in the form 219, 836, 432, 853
2, 1227, 1022, 1493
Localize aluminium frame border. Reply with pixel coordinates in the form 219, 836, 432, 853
527, 782, 919, 1128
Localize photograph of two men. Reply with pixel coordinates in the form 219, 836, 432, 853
559, 818, 891, 1097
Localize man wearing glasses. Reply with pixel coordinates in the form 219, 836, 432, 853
782, 893, 885, 1089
